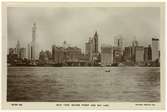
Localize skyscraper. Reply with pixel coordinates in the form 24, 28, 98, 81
101, 45, 113, 66
131, 40, 138, 63
144, 45, 152, 62
89, 32, 99, 54
113, 35, 123, 64
148, 45, 152, 61
27, 44, 31, 60
152, 38, 159, 61
31, 22, 37, 60
16, 40, 20, 58
85, 37, 91, 56
135, 46, 144, 63
20, 48, 26, 59
52, 45, 56, 61
123, 47, 132, 62
113, 47, 122, 64
89, 31, 99, 65
94, 31, 98, 53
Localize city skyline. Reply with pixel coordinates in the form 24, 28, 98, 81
5, 3, 163, 109
8, 7, 160, 52
8, 32, 159, 66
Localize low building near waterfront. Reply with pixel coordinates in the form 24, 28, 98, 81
7, 48, 18, 64
39, 50, 48, 64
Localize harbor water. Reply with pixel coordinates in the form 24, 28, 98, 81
7, 67, 160, 102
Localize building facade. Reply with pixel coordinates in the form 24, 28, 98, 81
20, 48, 26, 59
85, 38, 91, 56
144, 45, 152, 62
131, 40, 139, 63
66, 47, 82, 62
89, 32, 99, 65
27, 44, 31, 60
123, 47, 132, 62
9, 48, 16, 55
135, 46, 144, 64
113, 47, 122, 64
52, 46, 65, 64
31, 22, 37, 60
152, 38, 159, 61
101, 45, 113, 66
39, 50, 52, 64
16, 40, 20, 58
52, 45, 56, 61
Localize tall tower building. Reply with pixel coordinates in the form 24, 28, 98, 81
20, 48, 26, 59
52, 45, 56, 61
101, 45, 113, 66
27, 44, 31, 60
152, 38, 159, 61
89, 31, 99, 65
16, 40, 20, 58
85, 37, 91, 56
148, 45, 152, 61
94, 31, 98, 53
31, 22, 37, 60
131, 39, 138, 63
135, 46, 144, 63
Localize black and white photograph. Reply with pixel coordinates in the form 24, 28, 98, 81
1, 2, 165, 109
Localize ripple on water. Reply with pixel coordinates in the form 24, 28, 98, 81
7, 67, 160, 102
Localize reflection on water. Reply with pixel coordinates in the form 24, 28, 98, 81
7, 67, 160, 102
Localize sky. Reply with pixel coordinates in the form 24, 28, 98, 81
7, 7, 160, 52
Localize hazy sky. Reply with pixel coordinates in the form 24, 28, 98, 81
7, 7, 160, 52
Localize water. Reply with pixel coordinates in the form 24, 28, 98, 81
7, 67, 160, 102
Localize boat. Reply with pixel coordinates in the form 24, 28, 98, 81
105, 70, 110, 72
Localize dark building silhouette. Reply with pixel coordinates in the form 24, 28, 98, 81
152, 38, 159, 61
66, 47, 82, 62
94, 31, 98, 53
131, 40, 139, 63
101, 45, 113, 66
52, 45, 56, 61
123, 47, 132, 62
144, 45, 152, 62
16, 40, 20, 58
113, 47, 122, 64
85, 37, 91, 56
135, 46, 144, 64
31, 22, 37, 60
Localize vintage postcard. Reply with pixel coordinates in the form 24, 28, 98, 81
1, 2, 165, 109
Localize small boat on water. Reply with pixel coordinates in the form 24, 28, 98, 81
105, 70, 110, 72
